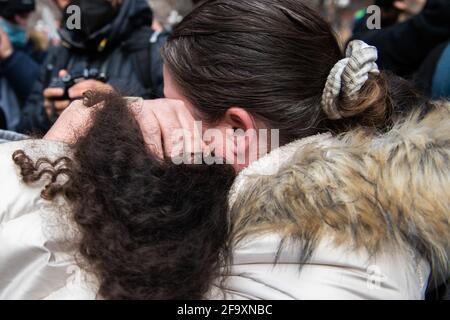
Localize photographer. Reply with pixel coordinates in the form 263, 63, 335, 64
352, 0, 450, 82
0, 0, 46, 131
17, 0, 167, 134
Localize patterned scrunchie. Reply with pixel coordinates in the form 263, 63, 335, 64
321, 40, 380, 120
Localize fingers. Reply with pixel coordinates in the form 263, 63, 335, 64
394, 1, 407, 11
58, 69, 68, 78
150, 101, 183, 158
44, 98, 70, 117
174, 103, 205, 156
43, 80, 112, 122
394, 0, 426, 15
68, 80, 113, 99
54, 100, 71, 111
128, 97, 164, 158
44, 99, 92, 144
43, 87, 64, 99
135, 99, 207, 161
0, 27, 13, 59
43, 94, 206, 163
139, 108, 164, 158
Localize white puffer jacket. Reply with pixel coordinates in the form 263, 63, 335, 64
211, 104, 450, 300
0, 140, 96, 300
210, 135, 431, 300
1, 103, 449, 299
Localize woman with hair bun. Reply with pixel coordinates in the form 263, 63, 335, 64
0, 0, 449, 299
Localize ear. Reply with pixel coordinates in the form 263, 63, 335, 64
219, 107, 258, 170
222, 107, 257, 133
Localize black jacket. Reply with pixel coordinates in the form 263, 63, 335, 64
17, 0, 167, 134
352, 0, 450, 78
0, 42, 46, 130
0, 43, 46, 106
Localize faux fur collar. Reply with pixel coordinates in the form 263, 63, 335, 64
229, 132, 332, 208
228, 102, 450, 285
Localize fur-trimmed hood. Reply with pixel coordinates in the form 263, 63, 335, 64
228, 102, 450, 287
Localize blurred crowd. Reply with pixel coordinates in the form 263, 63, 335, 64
0, 0, 449, 134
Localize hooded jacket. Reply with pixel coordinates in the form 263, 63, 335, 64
212, 102, 450, 299
0, 102, 449, 300
17, 0, 167, 134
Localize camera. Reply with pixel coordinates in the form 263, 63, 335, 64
48, 68, 108, 101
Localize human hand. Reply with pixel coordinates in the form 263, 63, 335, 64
67, 79, 113, 100
44, 70, 113, 120
43, 87, 71, 119
44, 96, 208, 162
44, 98, 97, 145
129, 98, 207, 160
394, 0, 427, 17
0, 27, 14, 60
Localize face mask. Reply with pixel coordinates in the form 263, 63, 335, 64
0, 18, 27, 48
69, 0, 119, 36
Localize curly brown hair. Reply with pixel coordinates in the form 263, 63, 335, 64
13, 91, 236, 299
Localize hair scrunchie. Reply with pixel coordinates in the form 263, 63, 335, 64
321, 40, 380, 120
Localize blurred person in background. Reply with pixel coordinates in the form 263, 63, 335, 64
353, 0, 403, 33
148, 0, 208, 32
53, 0, 70, 10
353, 0, 427, 33
148, 0, 198, 32
0, 0, 46, 131
29, 0, 65, 47
17, 0, 167, 135
352, 0, 450, 98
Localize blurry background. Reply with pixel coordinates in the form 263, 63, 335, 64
26, 0, 375, 48
147, 0, 375, 41
1, 0, 446, 134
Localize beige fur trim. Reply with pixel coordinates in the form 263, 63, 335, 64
229, 102, 450, 283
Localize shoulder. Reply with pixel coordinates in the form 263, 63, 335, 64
0, 138, 69, 156
0, 140, 70, 221
219, 234, 429, 300
0, 140, 95, 299
226, 103, 450, 299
